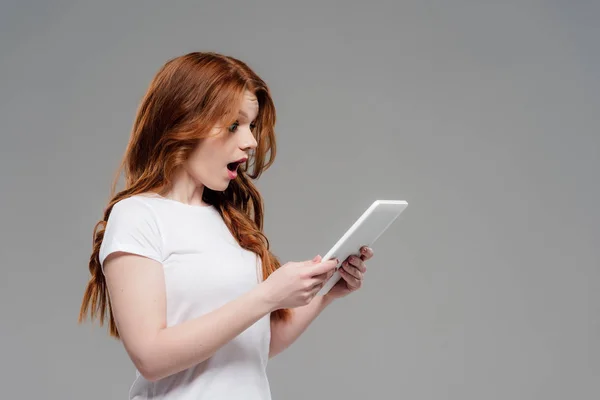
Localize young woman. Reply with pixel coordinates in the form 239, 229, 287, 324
79, 51, 373, 400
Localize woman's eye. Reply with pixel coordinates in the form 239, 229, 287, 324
229, 121, 256, 133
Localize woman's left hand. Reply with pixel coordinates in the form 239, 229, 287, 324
325, 246, 373, 299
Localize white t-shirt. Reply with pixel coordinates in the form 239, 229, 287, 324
99, 194, 272, 400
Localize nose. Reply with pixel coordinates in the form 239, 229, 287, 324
240, 127, 258, 151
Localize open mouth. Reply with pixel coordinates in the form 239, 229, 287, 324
227, 157, 247, 172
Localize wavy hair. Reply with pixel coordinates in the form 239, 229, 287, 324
78, 52, 291, 338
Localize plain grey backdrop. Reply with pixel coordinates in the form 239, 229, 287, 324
1, 1, 598, 399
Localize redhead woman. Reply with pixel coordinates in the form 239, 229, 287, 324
79, 52, 373, 400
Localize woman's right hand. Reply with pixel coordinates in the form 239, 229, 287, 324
261, 255, 339, 310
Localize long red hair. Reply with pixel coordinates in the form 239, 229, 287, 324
78, 52, 291, 338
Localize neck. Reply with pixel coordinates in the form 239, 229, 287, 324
162, 168, 207, 206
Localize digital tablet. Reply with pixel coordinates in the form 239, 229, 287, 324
316, 200, 408, 296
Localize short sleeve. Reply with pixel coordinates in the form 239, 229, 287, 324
99, 197, 164, 271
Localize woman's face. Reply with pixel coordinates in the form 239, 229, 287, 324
184, 90, 259, 192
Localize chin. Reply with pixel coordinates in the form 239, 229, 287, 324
206, 180, 231, 192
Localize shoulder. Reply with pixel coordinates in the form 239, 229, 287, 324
109, 194, 160, 222
105, 195, 164, 240
100, 195, 165, 267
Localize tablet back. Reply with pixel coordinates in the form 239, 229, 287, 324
317, 200, 408, 296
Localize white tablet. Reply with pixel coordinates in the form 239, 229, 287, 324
317, 200, 408, 296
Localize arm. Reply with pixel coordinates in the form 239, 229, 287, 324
268, 249, 372, 358
99, 198, 338, 380
269, 294, 335, 358
104, 252, 275, 382
103, 251, 338, 382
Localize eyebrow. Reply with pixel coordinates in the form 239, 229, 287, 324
238, 110, 257, 121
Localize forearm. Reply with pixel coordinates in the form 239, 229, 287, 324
137, 285, 274, 381
269, 294, 336, 357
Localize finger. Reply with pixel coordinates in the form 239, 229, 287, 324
309, 258, 339, 276
313, 268, 336, 282
309, 285, 323, 299
299, 255, 322, 267
307, 277, 329, 299
310, 279, 325, 293
309, 278, 325, 290
347, 255, 367, 273
342, 261, 363, 280
338, 267, 362, 289
360, 246, 374, 260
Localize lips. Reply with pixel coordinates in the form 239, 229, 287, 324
226, 157, 248, 180
227, 157, 247, 172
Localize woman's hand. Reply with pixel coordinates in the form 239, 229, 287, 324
261, 255, 338, 310
325, 246, 373, 299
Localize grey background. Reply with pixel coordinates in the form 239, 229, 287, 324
1, 1, 598, 399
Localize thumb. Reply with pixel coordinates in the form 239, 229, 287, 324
312, 255, 322, 263
310, 257, 339, 275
